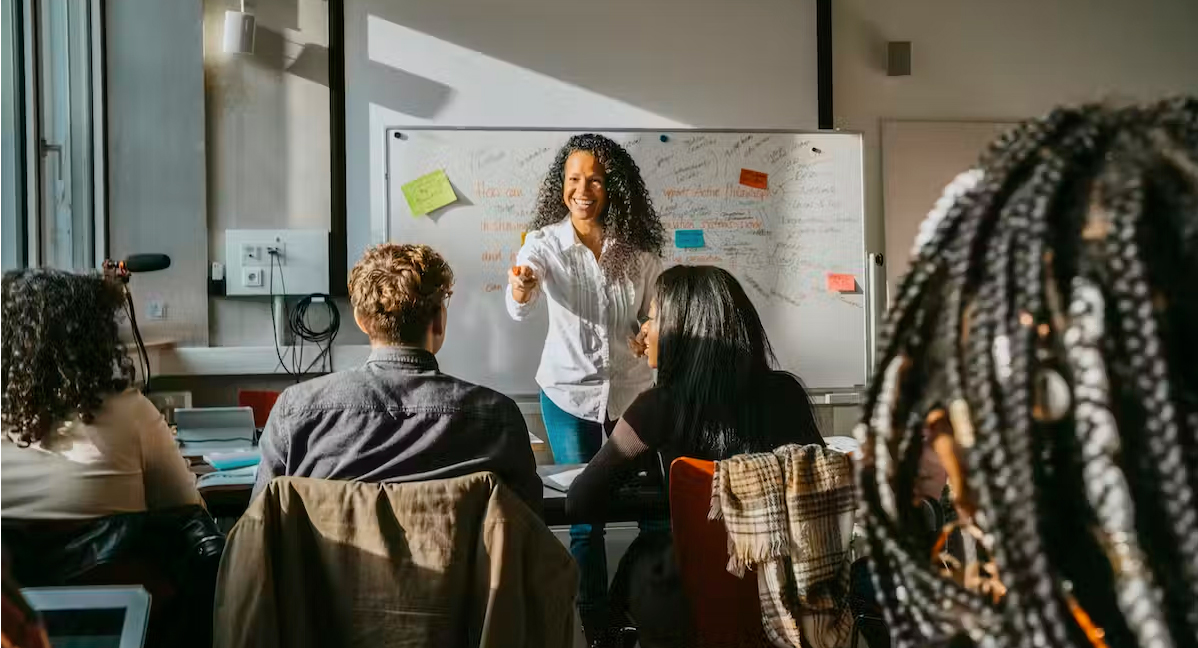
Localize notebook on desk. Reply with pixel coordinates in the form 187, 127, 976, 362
174, 406, 256, 458
542, 466, 585, 493
196, 464, 257, 491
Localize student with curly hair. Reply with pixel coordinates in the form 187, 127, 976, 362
857, 98, 1198, 648
1, 269, 201, 519
506, 133, 665, 643
254, 243, 541, 511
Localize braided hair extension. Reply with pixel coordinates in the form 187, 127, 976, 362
530, 134, 666, 280
858, 98, 1198, 648
2, 269, 136, 446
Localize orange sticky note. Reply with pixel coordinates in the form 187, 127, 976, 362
826, 273, 856, 292
739, 169, 768, 190
521, 231, 527, 245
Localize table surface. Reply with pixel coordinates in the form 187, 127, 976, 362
196, 439, 859, 526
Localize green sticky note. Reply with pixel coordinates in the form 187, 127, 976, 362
402, 169, 458, 216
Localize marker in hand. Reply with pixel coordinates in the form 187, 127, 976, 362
509, 265, 539, 303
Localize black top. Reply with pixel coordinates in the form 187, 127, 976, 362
566, 371, 823, 521
254, 346, 542, 514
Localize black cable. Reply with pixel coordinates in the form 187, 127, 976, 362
290, 293, 340, 375
121, 283, 152, 392
268, 251, 340, 378
268, 253, 296, 377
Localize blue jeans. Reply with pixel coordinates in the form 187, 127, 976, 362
540, 392, 611, 641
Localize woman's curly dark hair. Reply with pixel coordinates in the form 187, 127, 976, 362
2, 269, 135, 446
530, 133, 665, 278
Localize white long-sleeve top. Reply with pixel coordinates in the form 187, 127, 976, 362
506, 218, 660, 423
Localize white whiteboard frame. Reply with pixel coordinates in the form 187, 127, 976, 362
380, 126, 875, 396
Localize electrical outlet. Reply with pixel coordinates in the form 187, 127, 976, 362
146, 298, 167, 321
243, 267, 264, 287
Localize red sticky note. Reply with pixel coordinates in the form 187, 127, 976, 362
739, 169, 768, 190
826, 273, 856, 292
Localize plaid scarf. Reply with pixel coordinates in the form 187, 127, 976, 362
711, 444, 856, 648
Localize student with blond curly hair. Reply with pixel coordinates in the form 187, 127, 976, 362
253, 243, 541, 512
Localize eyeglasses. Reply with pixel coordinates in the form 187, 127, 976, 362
637, 313, 654, 327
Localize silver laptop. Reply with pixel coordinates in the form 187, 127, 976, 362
174, 406, 256, 457
20, 586, 151, 648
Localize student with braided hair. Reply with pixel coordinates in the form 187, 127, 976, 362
857, 98, 1198, 648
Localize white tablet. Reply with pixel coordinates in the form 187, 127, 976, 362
20, 586, 151, 648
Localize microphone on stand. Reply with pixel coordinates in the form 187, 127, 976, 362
104, 254, 171, 280
103, 254, 171, 393
120, 254, 172, 273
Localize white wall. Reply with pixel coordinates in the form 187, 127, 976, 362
107, 0, 209, 345
344, 0, 821, 263
202, 0, 358, 346
834, 0, 1198, 280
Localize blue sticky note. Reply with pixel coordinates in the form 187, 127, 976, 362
675, 229, 705, 249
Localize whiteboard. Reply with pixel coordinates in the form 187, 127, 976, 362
385, 129, 865, 395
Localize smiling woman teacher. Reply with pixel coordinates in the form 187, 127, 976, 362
505, 133, 664, 643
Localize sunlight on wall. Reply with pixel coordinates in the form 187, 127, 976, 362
362, 15, 687, 249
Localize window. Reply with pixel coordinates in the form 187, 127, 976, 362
2, 0, 105, 271
1, 0, 26, 270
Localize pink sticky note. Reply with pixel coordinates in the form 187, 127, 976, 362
826, 273, 856, 292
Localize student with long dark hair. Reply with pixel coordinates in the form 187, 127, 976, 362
857, 99, 1198, 648
567, 265, 824, 645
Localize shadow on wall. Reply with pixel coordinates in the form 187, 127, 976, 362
356, 0, 821, 128
203, 0, 335, 348
288, 44, 330, 87
234, 25, 331, 89
366, 61, 454, 120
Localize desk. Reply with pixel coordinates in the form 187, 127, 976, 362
199, 464, 668, 528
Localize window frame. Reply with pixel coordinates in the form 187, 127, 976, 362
14, 0, 107, 270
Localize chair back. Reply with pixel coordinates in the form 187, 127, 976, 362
237, 390, 281, 429
2, 506, 223, 648
669, 457, 763, 647
215, 474, 577, 648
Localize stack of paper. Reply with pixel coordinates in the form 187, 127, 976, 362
203, 449, 261, 471
542, 466, 586, 493
196, 465, 257, 491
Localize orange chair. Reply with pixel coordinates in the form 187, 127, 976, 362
669, 457, 764, 647
238, 389, 281, 429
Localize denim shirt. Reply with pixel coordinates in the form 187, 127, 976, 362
253, 346, 541, 513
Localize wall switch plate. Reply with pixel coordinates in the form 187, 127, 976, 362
146, 297, 168, 320
225, 229, 329, 296
145, 390, 192, 425
241, 244, 265, 267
